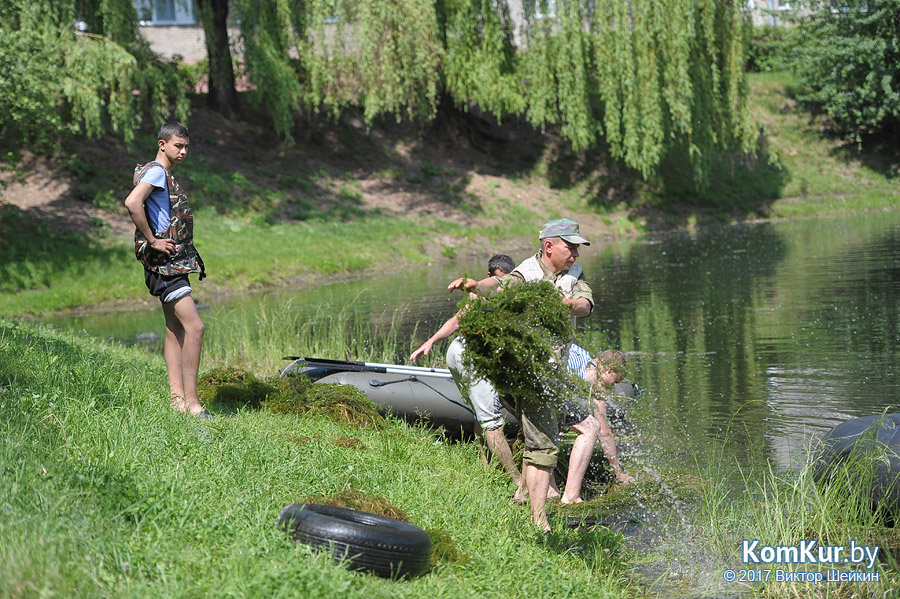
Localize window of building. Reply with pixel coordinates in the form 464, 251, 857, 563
137, 0, 196, 26
523, 0, 556, 20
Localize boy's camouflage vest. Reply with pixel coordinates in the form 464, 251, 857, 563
132, 162, 205, 279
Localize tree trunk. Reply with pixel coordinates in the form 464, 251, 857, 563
197, 0, 238, 116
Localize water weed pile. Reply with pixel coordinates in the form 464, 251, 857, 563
198, 367, 385, 429
457, 281, 576, 406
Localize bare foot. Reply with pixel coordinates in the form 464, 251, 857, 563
615, 471, 634, 485
560, 495, 583, 505
514, 480, 528, 504
170, 394, 187, 413
188, 405, 207, 417
546, 487, 561, 500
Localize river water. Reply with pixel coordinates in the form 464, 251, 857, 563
45, 211, 900, 475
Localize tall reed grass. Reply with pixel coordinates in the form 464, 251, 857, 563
201, 297, 424, 374
693, 440, 899, 598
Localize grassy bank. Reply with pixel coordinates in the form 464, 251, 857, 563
5, 317, 899, 598
0, 319, 631, 598
2, 72, 898, 318
0, 205, 537, 318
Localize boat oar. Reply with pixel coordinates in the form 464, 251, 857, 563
282, 356, 454, 379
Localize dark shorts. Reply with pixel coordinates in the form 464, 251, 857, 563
145, 270, 192, 304
561, 397, 591, 427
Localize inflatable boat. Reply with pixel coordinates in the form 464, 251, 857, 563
280, 356, 640, 433
279, 356, 513, 432
814, 413, 900, 519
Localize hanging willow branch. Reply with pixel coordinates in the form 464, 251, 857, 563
285, 0, 753, 183
0, 0, 186, 145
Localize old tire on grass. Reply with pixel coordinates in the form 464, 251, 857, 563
813, 414, 900, 521
277, 503, 432, 578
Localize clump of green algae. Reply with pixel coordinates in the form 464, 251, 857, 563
197, 368, 385, 429
457, 280, 577, 406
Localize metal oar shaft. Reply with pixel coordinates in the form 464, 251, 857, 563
282, 356, 454, 379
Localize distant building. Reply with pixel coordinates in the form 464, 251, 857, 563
745, 0, 805, 27
136, 0, 207, 62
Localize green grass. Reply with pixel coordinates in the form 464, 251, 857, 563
684, 439, 900, 598
0, 319, 632, 598
740, 72, 900, 219
202, 300, 418, 374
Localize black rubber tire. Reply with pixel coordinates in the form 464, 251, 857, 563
814, 414, 900, 519
277, 503, 432, 578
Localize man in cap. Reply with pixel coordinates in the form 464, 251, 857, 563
448, 218, 594, 529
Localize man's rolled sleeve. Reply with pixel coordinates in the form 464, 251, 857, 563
571, 279, 594, 315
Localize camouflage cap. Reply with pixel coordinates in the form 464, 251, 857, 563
538, 218, 591, 246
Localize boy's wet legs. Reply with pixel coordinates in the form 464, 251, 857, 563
162, 295, 205, 416
561, 415, 599, 504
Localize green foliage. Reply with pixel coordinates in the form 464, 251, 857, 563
177, 58, 209, 90
457, 281, 576, 406
234, 0, 304, 142
224, 0, 754, 183
746, 24, 801, 72
792, 0, 900, 138
440, 0, 524, 118
0, 0, 187, 146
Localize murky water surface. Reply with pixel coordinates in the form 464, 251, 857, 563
46, 212, 900, 475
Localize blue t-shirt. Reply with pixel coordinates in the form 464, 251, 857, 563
139, 163, 171, 234
567, 344, 594, 380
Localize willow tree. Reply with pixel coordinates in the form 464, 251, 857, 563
225, 0, 755, 180
520, 0, 756, 178
0, 0, 187, 145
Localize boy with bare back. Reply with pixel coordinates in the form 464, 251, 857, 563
124, 122, 210, 418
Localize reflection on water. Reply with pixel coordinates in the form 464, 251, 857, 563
43, 212, 900, 472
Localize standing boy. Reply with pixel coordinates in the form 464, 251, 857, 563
124, 122, 209, 418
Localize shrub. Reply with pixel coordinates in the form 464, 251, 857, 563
746, 24, 800, 72
792, 0, 900, 138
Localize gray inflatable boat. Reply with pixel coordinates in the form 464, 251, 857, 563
280, 356, 516, 433
280, 356, 639, 433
